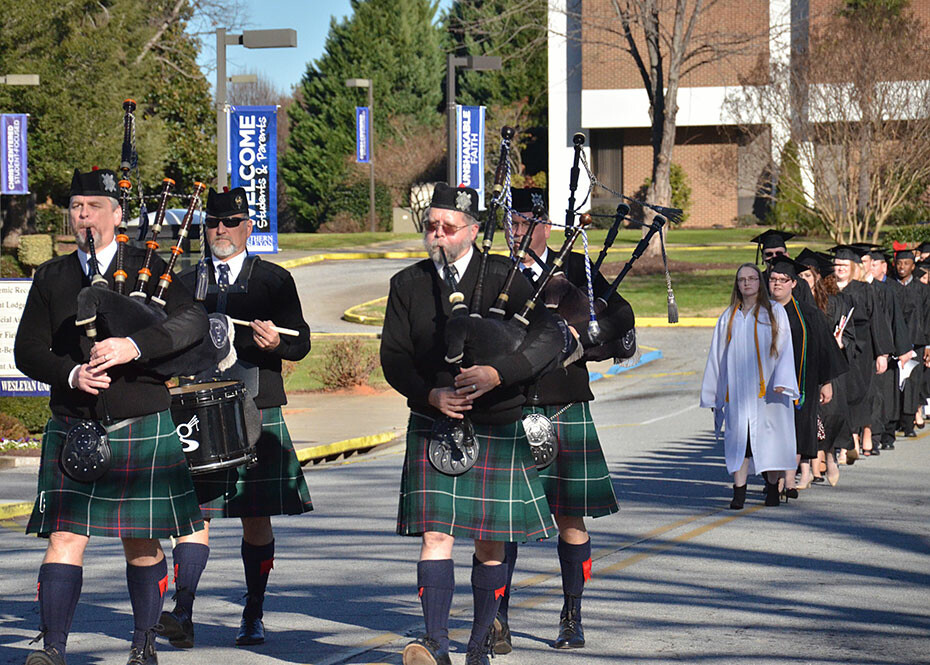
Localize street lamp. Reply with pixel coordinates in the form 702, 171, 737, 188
346, 78, 376, 232
216, 28, 296, 189
0, 74, 40, 86
446, 55, 502, 185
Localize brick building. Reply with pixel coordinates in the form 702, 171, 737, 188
547, 0, 930, 227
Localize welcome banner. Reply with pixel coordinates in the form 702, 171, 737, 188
230, 105, 278, 254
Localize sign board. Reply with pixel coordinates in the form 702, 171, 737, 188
230, 105, 278, 254
356, 106, 371, 164
0, 279, 49, 396
455, 105, 486, 209
1, 114, 29, 195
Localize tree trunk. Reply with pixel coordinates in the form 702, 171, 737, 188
1, 194, 37, 249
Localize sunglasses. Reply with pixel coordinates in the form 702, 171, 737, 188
425, 221, 468, 235
205, 216, 248, 229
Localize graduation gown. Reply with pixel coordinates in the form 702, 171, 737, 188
870, 278, 910, 429
701, 303, 799, 474
783, 297, 848, 458
819, 291, 857, 450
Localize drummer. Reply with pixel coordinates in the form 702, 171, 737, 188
157, 187, 312, 648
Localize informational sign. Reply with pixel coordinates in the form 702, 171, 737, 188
0, 279, 48, 396
455, 105, 486, 209
1, 114, 29, 195
356, 106, 371, 164
230, 105, 278, 254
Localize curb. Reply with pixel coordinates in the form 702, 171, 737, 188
279, 250, 427, 270
0, 501, 33, 520
295, 431, 400, 465
343, 296, 389, 325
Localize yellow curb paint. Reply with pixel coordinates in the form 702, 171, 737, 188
313, 331, 381, 338
295, 431, 398, 464
637, 316, 717, 327
0, 501, 33, 520
343, 295, 390, 325
0, 519, 26, 533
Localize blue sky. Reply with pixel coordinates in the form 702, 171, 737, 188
199, 0, 453, 94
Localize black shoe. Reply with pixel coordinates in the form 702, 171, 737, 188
492, 614, 512, 654
869, 446, 881, 455
155, 606, 194, 649
764, 480, 781, 507
729, 484, 747, 510
126, 631, 157, 665
401, 636, 451, 665
25, 646, 66, 665
235, 594, 265, 646
783, 487, 799, 500
552, 595, 585, 649
811, 476, 825, 484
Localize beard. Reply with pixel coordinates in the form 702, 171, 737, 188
73, 227, 102, 252
424, 231, 473, 265
210, 237, 241, 259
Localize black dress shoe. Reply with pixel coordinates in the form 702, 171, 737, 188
812, 476, 825, 484
492, 615, 512, 654
729, 484, 747, 510
156, 606, 194, 649
235, 616, 265, 646
552, 595, 585, 649
126, 631, 158, 665
901, 433, 913, 439
25, 646, 66, 665
464, 649, 490, 665
401, 636, 451, 665
763, 480, 781, 507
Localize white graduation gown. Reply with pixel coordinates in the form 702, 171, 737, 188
700, 303, 800, 474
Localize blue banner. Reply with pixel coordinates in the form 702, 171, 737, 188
455, 105, 485, 209
230, 105, 278, 254
1, 114, 29, 195
356, 106, 371, 164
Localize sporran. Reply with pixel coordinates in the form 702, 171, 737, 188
60, 420, 112, 483
428, 416, 479, 476
522, 402, 573, 469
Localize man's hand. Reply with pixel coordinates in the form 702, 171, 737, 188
89, 338, 138, 373
251, 320, 281, 351
454, 365, 501, 400
819, 382, 833, 405
74, 364, 110, 395
899, 349, 916, 367
923, 347, 930, 366
876, 354, 888, 375
428, 387, 473, 419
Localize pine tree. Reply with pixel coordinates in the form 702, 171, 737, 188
283, 0, 444, 230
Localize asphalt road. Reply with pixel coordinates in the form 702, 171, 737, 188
2, 262, 928, 665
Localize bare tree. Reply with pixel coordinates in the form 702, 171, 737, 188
724, 2, 930, 242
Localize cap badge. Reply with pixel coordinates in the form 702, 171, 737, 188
102, 173, 117, 193
531, 192, 545, 208
235, 194, 244, 209
455, 190, 471, 212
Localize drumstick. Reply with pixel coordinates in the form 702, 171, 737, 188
228, 317, 300, 337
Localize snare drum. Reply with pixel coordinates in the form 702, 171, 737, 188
169, 380, 257, 475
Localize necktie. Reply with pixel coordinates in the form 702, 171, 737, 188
522, 266, 535, 282
217, 263, 230, 291
446, 265, 459, 284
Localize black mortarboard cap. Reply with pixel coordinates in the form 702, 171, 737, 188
916, 241, 930, 253
206, 187, 249, 218
796, 248, 832, 276
895, 248, 916, 261
769, 256, 804, 280
850, 242, 883, 251
430, 182, 479, 218
915, 266, 926, 279
70, 168, 120, 200
869, 249, 890, 262
751, 229, 794, 250
829, 245, 867, 263
510, 187, 548, 215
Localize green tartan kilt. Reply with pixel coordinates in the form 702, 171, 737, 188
397, 411, 556, 542
526, 402, 619, 518
26, 411, 204, 539
195, 407, 313, 518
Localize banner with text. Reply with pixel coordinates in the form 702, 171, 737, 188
0, 279, 49, 396
356, 106, 371, 164
230, 105, 278, 254
455, 105, 485, 209
1, 114, 29, 195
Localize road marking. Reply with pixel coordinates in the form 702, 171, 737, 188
641, 402, 700, 425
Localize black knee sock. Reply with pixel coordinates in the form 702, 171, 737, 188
37, 563, 82, 655
498, 542, 519, 624
468, 556, 507, 652
126, 558, 168, 650
557, 538, 591, 618
171, 543, 209, 616
417, 559, 454, 654
241, 539, 274, 617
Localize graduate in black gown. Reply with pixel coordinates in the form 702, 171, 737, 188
892, 249, 930, 440
768, 257, 848, 496
830, 245, 894, 460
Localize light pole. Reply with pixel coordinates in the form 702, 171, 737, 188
446, 55, 501, 185
345, 78, 375, 232
216, 28, 296, 189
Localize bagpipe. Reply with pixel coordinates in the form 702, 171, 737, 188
74, 100, 233, 381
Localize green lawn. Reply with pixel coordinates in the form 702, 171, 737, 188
284, 336, 386, 392
278, 232, 420, 251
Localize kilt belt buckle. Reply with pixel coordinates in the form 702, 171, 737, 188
428, 415, 479, 476
522, 403, 573, 470
60, 416, 142, 484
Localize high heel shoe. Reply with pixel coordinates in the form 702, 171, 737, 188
797, 474, 813, 490
826, 470, 839, 486
730, 484, 747, 510
782, 487, 799, 499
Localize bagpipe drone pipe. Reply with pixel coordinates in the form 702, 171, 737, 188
74, 100, 233, 379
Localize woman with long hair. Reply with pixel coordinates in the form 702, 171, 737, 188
701, 263, 799, 509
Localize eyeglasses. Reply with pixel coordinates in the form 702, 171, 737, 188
205, 216, 248, 229
425, 220, 468, 235
763, 250, 786, 259
769, 277, 793, 285
737, 276, 760, 283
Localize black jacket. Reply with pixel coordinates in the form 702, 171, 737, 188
177, 256, 311, 408
528, 250, 635, 405
14, 246, 207, 420
380, 250, 564, 425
